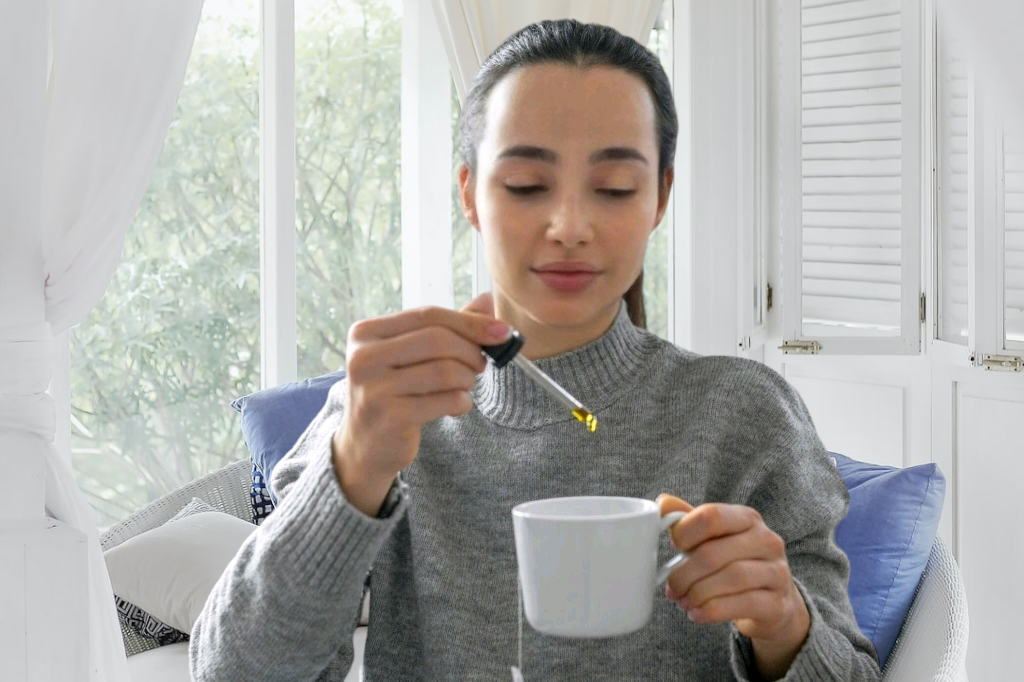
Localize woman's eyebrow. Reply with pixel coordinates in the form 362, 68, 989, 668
589, 147, 648, 165
497, 145, 558, 163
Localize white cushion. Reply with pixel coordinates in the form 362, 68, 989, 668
106, 511, 256, 634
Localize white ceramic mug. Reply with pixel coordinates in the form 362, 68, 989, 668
512, 496, 687, 638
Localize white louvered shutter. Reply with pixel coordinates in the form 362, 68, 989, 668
794, 0, 921, 353
937, 35, 969, 344
1003, 130, 1024, 349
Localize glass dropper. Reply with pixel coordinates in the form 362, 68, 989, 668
481, 331, 597, 432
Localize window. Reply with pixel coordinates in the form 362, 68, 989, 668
781, 0, 922, 355
935, 13, 1024, 360
70, 0, 403, 529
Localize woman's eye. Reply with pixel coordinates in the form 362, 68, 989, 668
505, 185, 547, 196
598, 188, 637, 198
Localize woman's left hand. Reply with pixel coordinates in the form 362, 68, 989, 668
658, 494, 811, 679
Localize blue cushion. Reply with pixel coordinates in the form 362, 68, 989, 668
231, 371, 346, 503
830, 452, 945, 668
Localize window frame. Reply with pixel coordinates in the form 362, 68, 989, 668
778, 0, 924, 356
931, 0, 1024, 366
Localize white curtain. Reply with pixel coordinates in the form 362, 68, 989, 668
1, 1, 203, 679
431, 0, 664, 103
937, 0, 1024, 123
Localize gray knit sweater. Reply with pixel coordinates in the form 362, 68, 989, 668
191, 307, 881, 681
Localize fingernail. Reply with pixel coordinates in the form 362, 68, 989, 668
665, 584, 677, 600
487, 322, 511, 340
677, 597, 690, 611
687, 607, 703, 622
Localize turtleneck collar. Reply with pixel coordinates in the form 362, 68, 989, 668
472, 303, 662, 430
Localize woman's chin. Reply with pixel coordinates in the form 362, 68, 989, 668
522, 295, 619, 329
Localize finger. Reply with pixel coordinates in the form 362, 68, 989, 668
685, 589, 785, 632
398, 390, 475, 424
359, 327, 489, 374
460, 292, 494, 317
669, 503, 763, 554
657, 493, 694, 518
383, 359, 480, 397
350, 305, 510, 346
672, 559, 788, 611
665, 526, 784, 597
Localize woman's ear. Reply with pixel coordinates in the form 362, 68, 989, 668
458, 164, 480, 231
654, 167, 674, 228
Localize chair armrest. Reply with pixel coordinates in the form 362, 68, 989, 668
881, 537, 970, 682
100, 459, 253, 552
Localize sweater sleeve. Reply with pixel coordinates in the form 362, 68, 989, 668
716, 364, 881, 682
189, 380, 407, 682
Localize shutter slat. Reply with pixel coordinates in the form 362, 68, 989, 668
803, 67, 901, 93
803, 104, 901, 127
803, 50, 901, 76
804, 194, 901, 212
804, 85, 901, 110
802, 0, 900, 28
803, 140, 901, 160
803, 244, 902, 265
802, 29, 900, 60
803, 226, 902, 245
804, 158, 901, 176
803, 12, 900, 43
803, 262, 901, 283
803, 122, 902, 143
803, 212, 902, 228
803, 176, 901, 194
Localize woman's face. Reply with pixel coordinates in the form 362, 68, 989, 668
459, 64, 671, 341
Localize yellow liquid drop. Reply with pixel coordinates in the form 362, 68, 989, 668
572, 408, 598, 432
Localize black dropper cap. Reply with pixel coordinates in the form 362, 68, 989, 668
481, 330, 524, 368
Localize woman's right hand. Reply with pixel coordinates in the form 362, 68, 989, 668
331, 293, 510, 516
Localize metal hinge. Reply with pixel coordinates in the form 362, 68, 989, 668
766, 283, 774, 312
779, 339, 822, 354
919, 294, 926, 324
982, 354, 1024, 372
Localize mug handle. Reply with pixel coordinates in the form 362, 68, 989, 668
654, 510, 688, 586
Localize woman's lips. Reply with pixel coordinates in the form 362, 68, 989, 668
533, 269, 599, 293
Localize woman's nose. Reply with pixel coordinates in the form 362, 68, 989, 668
546, 195, 593, 246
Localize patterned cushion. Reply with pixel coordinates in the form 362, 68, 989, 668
251, 464, 275, 525
115, 596, 189, 646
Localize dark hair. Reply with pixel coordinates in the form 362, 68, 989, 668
459, 19, 677, 329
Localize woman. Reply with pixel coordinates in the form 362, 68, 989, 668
191, 19, 880, 681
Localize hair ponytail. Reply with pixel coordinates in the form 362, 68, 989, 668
624, 271, 646, 329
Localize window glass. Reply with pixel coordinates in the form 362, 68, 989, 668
295, 0, 403, 377
70, 0, 260, 530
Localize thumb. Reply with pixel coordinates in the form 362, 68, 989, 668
461, 291, 495, 318
657, 493, 694, 517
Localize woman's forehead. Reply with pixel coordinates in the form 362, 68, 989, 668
479, 63, 658, 159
